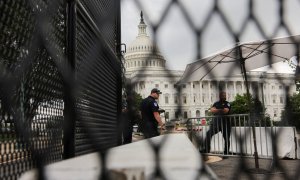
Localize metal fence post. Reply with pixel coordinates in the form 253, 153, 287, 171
63, 0, 76, 159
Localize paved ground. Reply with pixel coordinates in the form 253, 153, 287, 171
206, 156, 300, 180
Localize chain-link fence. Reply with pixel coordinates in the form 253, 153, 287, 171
0, 0, 121, 179
1, 0, 300, 180
121, 0, 300, 180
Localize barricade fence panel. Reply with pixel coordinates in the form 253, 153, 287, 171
0, 0, 121, 179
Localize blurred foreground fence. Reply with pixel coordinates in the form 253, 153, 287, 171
0, 0, 122, 179
2, 0, 300, 180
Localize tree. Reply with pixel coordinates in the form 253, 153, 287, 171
230, 94, 263, 114
282, 93, 300, 130
230, 94, 269, 126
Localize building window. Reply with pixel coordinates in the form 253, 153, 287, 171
194, 96, 196, 103
196, 110, 200, 117
184, 111, 188, 118
174, 96, 178, 104
165, 96, 169, 104
183, 96, 187, 104
165, 84, 168, 88
202, 84, 204, 88
174, 84, 177, 88
155, 84, 159, 88
175, 112, 179, 118
274, 109, 277, 117
165, 112, 169, 120
272, 95, 276, 104
280, 96, 284, 104
205, 110, 209, 116
193, 84, 195, 88
183, 84, 186, 88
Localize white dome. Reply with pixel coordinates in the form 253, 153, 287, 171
127, 36, 159, 53
124, 11, 166, 76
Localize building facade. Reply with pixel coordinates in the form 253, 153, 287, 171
124, 13, 297, 121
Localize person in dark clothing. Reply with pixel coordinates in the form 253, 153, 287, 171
121, 97, 133, 144
140, 88, 164, 138
202, 91, 231, 155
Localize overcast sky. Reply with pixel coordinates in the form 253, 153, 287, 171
121, 0, 300, 71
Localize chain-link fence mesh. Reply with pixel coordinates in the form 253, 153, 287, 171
1, 0, 300, 179
0, 0, 121, 179
121, 0, 300, 180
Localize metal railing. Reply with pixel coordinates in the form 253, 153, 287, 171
186, 115, 298, 159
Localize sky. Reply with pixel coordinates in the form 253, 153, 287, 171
121, 0, 300, 71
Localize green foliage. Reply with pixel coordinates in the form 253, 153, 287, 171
230, 93, 270, 126
230, 93, 264, 115
230, 94, 250, 114
131, 91, 143, 111
282, 93, 300, 130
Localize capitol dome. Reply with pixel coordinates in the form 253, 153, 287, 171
124, 11, 166, 75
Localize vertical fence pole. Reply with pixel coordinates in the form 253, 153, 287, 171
114, 0, 123, 145
63, 0, 76, 159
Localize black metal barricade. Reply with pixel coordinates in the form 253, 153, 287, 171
0, 0, 121, 179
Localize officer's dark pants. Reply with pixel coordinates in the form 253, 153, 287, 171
122, 120, 133, 144
203, 117, 231, 154
121, 112, 133, 144
141, 122, 159, 139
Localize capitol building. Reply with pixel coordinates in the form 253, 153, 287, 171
124, 13, 297, 121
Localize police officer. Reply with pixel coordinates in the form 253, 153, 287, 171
140, 88, 164, 138
202, 91, 231, 155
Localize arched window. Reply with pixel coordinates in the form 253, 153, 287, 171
196, 110, 200, 117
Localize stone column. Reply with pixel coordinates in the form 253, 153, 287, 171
208, 81, 211, 104
242, 81, 245, 93
225, 81, 228, 99
234, 81, 237, 97
200, 81, 202, 105
190, 82, 194, 105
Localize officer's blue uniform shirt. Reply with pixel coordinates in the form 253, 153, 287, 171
212, 100, 231, 115
140, 96, 159, 124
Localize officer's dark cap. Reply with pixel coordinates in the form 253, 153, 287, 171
151, 88, 162, 94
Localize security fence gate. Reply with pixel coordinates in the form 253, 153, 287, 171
0, 0, 122, 179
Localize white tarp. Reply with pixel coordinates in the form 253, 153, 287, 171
180, 35, 300, 83
195, 126, 299, 159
